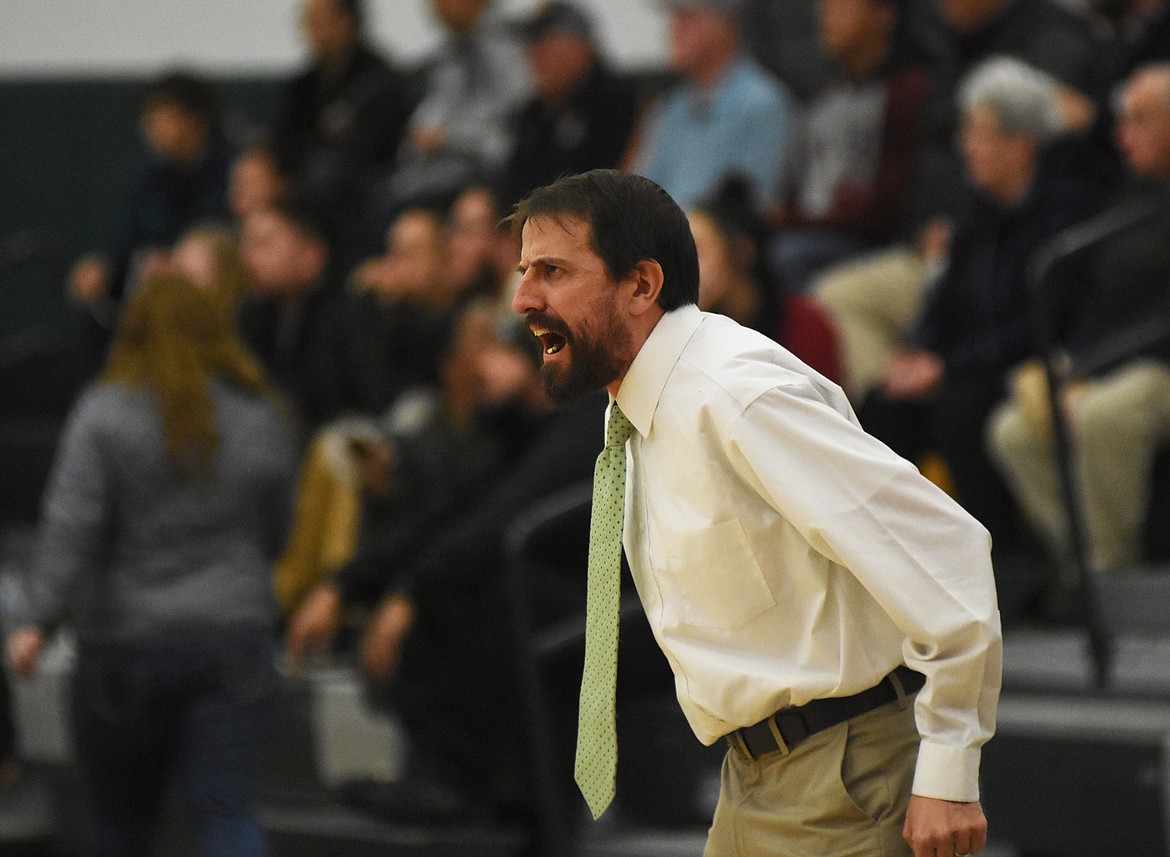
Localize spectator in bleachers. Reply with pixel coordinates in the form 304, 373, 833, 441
169, 224, 250, 320
812, 216, 953, 401
275, 302, 526, 615
237, 198, 346, 434
766, 0, 933, 292
911, 0, 1103, 227
338, 208, 455, 417
269, 0, 413, 265
286, 310, 606, 825
68, 70, 235, 376
446, 185, 507, 300
1054, 0, 1170, 189
7, 275, 296, 857
272, 208, 456, 612
444, 184, 523, 315
228, 141, 293, 226
988, 62, 1170, 573
812, 0, 1103, 401
373, 0, 530, 219
858, 57, 1101, 553
501, 1, 641, 206
628, 0, 797, 210
688, 179, 845, 385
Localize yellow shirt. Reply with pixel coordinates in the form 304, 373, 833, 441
613, 304, 1001, 803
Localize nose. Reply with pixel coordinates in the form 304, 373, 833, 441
511, 270, 544, 316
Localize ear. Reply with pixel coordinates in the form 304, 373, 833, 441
626, 258, 665, 318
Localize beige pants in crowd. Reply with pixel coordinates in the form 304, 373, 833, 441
813, 247, 931, 402
987, 360, 1170, 571
704, 699, 918, 857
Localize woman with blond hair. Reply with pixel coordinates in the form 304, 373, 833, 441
7, 275, 296, 857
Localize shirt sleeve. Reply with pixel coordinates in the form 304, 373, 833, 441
726, 382, 1002, 802
26, 395, 114, 631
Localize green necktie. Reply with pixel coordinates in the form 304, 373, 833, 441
575, 401, 636, 820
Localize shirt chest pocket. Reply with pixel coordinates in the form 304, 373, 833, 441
660, 519, 777, 631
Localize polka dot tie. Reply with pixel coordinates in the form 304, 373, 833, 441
575, 401, 636, 820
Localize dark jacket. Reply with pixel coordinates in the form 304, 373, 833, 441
236, 282, 346, 434
1065, 180, 1170, 375
503, 63, 639, 205
333, 390, 607, 610
107, 134, 235, 300
910, 145, 1103, 375
270, 43, 413, 186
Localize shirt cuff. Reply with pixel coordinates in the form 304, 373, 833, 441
912, 741, 982, 802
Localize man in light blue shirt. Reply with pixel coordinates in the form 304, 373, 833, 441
631, 0, 797, 209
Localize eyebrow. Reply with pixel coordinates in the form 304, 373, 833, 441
516, 255, 570, 275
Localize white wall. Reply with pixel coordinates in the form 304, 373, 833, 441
0, 0, 669, 77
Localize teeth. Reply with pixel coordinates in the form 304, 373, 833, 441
546, 342, 563, 355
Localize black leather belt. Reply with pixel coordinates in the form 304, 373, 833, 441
726, 665, 925, 761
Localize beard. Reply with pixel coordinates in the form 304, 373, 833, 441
530, 301, 632, 404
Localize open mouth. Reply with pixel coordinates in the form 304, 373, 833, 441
530, 324, 568, 357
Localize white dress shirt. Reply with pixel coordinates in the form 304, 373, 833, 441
613, 304, 1002, 802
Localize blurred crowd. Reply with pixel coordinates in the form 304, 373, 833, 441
5, 0, 1170, 849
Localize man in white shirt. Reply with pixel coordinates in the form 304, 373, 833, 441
510, 169, 1001, 857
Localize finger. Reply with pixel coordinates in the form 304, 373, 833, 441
11, 650, 34, 679
361, 644, 391, 682
286, 632, 304, 669
288, 620, 320, 668
915, 834, 952, 857
904, 831, 933, 857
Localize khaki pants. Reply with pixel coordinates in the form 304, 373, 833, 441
987, 360, 1170, 570
705, 700, 918, 857
813, 247, 930, 402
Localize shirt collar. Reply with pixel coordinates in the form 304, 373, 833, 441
614, 304, 702, 439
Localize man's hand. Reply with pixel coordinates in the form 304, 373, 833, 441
881, 348, 945, 401
360, 594, 415, 682
69, 256, 109, 304
7, 627, 45, 679
286, 584, 343, 669
410, 125, 447, 154
904, 795, 988, 857
353, 438, 396, 497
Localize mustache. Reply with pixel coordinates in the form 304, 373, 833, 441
524, 312, 570, 338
